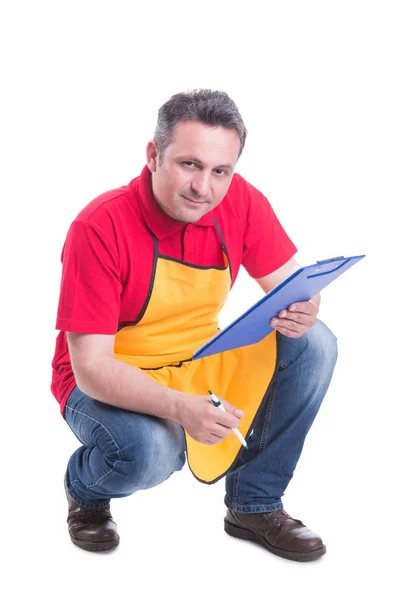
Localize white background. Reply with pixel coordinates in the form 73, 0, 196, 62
1, 1, 398, 598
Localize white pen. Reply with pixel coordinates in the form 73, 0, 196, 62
208, 390, 248, 449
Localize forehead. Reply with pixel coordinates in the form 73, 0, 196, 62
167, 120, 240, 164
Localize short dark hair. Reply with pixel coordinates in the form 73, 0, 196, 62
154, 89, 247, 160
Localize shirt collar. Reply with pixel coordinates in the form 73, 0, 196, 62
135, 165, 215, 240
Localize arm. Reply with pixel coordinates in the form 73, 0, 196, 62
67, 331, 184, 421
67, 331, 244, 444
255, 258, 321, 338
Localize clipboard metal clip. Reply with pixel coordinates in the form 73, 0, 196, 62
316, 256, 344, 263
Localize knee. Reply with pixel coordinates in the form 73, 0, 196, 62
117, 418, 186, 491
304, 319, 338, 372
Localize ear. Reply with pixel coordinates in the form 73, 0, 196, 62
146, 140, 159, 173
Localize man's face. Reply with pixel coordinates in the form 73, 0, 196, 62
146, 120, 240, 223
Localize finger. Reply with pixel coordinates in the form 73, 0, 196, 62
209, 431, 226, 441
287, 301, 319, 316
208, 430, 227, 444
271, 318, 308, 337
271, 316, 307, 332
207, 395, 241, 417
212, 419, 242, 439
275, 312, 312, 326
206, 436, 223, 445
220, 400, 245, 418
210, 418, 240, 435
211, 407, 241, 429
273, 324, 304, 338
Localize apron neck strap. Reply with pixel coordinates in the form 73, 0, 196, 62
213, 217, 227, 251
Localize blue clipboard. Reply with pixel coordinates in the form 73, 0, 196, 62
193, 254, 365, 360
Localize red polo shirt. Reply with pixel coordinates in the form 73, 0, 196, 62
51, 166, 296, 414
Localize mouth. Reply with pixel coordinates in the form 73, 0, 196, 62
182, 195, 206, 206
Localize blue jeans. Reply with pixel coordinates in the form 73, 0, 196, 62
64, 319, 337, 511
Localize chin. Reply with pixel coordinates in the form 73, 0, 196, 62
178, 213, 202, 224
173, 205, 208, 224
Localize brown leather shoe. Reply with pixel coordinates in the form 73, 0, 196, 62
65, 481, 119, 551
224, 509, 326, 561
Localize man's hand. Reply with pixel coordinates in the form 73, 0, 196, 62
270, 296, 319, 338
176, 394, 244, 445
256, 261, 320, 339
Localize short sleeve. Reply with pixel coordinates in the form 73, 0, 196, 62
55, 220, 122, 334
241, 180, 297, 278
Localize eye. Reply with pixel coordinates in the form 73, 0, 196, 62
214, 168, 227, 176
183, 161, 196, 168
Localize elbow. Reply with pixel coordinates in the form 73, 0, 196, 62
70, 359, 99, 398
72, 368, 92, 397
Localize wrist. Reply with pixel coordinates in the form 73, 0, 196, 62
164, 387, 186, 424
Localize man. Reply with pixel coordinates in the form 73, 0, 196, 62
51, 89, 337, 561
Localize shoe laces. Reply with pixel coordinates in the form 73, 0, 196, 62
79, 505, 112, 523
270, 509, 303, 528
270, 510, 290, 527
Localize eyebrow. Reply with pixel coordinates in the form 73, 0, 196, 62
179, 156, 234, 170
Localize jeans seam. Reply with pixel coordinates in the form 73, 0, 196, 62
231, 465, 245, 510
258, 372, 280, 452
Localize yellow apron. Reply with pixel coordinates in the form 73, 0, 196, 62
114, 220, 277, 484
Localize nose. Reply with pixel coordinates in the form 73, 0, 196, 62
190, 171, 210, 198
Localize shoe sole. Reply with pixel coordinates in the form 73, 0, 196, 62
70, 535, 120, 552
224, 519, 326, 562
